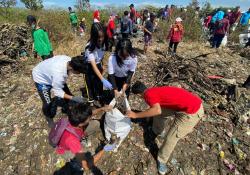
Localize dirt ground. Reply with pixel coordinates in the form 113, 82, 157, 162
0, 31, 249, 175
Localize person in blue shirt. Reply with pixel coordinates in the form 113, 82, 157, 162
240, 8, 250, 26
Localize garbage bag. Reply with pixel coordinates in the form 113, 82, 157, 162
221, 35, 228, 47
104, 97, 131, 150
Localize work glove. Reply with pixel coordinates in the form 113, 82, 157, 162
103, 144, 117, 152
101, 78, 113, 90
71, 96, 87, 103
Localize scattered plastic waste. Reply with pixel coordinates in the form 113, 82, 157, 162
220, 151, 225, 159
223, 159, 236, 172
232, 138, 240, 145
0, 131, 7, 137
55, 158, 66, 169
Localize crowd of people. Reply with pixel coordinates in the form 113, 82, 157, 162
26, 3, 250, 175
203, 7, 250, 48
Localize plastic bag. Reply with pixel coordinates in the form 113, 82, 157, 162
221, 35, 228, 46
104, 96, 131, 151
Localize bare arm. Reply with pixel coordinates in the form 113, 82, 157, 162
127, 103, 162, 119
144, 27, 152, 35
92, 105, 112, 115
81, 150, 105, 170
90, 60, 104, 80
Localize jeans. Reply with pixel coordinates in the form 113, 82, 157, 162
85, 63, 103, 101
212, 34, 225, 48
35, 83, 72, 118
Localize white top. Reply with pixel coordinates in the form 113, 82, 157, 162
93, 19, 100, 23
108, 54, 137, 77
85, 46, 105, 64
32, 55, 71, 98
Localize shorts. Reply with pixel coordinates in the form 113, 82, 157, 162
144, 35, 152, 45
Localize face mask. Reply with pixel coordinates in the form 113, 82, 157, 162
31, 24, 36, 29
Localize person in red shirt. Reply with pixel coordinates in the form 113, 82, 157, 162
56, 103, 115, 172
129, 4, 136, 24
167, 17, 184, 55
93, 10, 100, 23
204, 15, 212, 28
107, 13, 116, 51
126, 81, 204, 175
231, 6, 241, 26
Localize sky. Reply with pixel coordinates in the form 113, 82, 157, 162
16, 0, 250, 11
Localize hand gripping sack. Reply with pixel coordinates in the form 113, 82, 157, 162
104, 97, 131, 148
49, 118, 81, 148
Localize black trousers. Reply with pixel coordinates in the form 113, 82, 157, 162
85, 63, 103, 101
41, 51, 53, 60
212, 34, 225, 48
122, 33, 129, 39
36, 83, 72, 118
169, 41, 179, 53
108, 38, 114, 51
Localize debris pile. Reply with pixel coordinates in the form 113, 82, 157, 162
0, 23, 32, 75
240, 47, 250, 58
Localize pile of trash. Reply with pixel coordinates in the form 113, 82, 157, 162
240, 47, 250, 58
0, 23, 32, 75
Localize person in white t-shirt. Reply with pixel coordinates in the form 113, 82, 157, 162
84, 23, 112, 105
108, 39, 137, 98
32, 55, 87, 127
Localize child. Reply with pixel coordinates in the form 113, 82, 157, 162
32, 55, 87, 127
26, 15, 53, 60
79, 18, 86, 37
68, 7, 78, 33
107, 13, 116, 51
108, 39, 137, 98
167, 17, 184, 56
54, 103, 115, 173
144, 13, 156, 54
84, 23, 112, 105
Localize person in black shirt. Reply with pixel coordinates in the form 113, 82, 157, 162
144, 13, 155, 54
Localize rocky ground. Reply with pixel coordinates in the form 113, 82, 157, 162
0, 24, 250, 175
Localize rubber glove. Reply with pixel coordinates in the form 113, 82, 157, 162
103, 144, 116, 152
71, 96, 86, 103
101, 78, 113, 90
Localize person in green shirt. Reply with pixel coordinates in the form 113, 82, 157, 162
27, 15, 53, 60
68, 7, 78, 33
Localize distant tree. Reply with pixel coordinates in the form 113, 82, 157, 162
21, 0, 43, 10
0, 0, 16, 16
189, 0, 199, 9
201, 1, 213, 15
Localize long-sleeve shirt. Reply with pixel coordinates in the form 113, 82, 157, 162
32, 55, 71, 98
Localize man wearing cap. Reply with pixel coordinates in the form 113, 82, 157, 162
167, 17, 184, 55
126, 81, 204, 175
144, 13, 156, 54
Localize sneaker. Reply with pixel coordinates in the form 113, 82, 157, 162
158, 161, 168, 175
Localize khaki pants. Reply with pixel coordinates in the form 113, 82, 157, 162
153, 104, 204, 163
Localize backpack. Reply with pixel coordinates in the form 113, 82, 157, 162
215, 20, 224, 30
48, 118, 81, 148
121, 17, 129, 32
